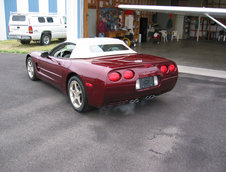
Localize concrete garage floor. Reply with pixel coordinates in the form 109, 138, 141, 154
0, 53, 226, 172
135, 39, 226, 71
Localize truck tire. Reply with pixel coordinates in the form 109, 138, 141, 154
20, 40, 31, 45
41, 33, 51, 45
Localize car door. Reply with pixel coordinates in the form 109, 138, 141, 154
38, 43, 75, 88
38, 56, 63, 88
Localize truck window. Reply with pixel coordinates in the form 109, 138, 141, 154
12, 15, 26, 21
63, 16, 67, 24
47, 17, 53, 23
38, 17, 45, 23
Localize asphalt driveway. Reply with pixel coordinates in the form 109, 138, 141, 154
0, 53, 226, 172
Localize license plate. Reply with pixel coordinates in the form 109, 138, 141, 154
139, 76, 154, 89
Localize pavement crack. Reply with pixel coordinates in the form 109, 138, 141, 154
149, 149, 164, 155
147, 134, 156, 140
157, 133, 174, 137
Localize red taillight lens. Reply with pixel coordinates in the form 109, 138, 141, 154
28, 26, 33, 34
8, 26, 10, 33
169, 64, 176, 72
123, 70, 134, 79
109, 72, 121, 82
160, 65, 168, 74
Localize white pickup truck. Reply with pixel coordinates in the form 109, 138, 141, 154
8, 12, 67, 45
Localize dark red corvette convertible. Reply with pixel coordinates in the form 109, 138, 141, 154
26, 38, 178, 112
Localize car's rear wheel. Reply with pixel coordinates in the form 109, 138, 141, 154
26, 57, 37, 81
68, 76, 89, 112
41, 33, 51, 45
20, 40, 31, 45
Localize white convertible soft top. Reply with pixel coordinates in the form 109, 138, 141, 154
68, 38, 137, 59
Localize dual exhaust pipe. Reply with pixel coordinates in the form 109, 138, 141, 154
129, 95, 155, 104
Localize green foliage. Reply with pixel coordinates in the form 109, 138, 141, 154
0, 39, 63, 54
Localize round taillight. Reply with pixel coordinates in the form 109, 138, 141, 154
160, 65, 168, 74
169, 64, 176, 72
123, 70, 134, 79
109, 72, 121, 82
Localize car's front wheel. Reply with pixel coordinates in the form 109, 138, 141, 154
68, 76, 89, 112
26, 57, 37, 81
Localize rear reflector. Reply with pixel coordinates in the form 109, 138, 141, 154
28, 26, 33, 34
8, 26, 10, 33
169, 64, 176, 72
160, 65, 168, 74
123, 70, 134, 79
109, 72, 121, 82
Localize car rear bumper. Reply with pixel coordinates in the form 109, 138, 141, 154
9, 35, 31, 40
90, 75, 178, 107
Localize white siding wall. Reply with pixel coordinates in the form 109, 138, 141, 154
57, 0, 65, 15
67, 0, 78, 39
39, 0, 49, 14
0, 0, 7, 40
17, 0, 28, 13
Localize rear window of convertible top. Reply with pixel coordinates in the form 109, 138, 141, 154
90, 44, 129, 53
12, 15, 26, 21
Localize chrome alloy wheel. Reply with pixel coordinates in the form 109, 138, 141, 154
43, 36, 50, 45
69, 80, 83, 108
27, 59, 34, 79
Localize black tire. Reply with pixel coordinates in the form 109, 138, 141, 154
20, 40, 31, 45
123, 37, 131, 47
41, 33, 51, 45
68, 76, 89, 112
58, 38, 66, 42
26, 57, 37, 81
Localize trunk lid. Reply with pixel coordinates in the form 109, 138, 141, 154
91, 53, 171, 69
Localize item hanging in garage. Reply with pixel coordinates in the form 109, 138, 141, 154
183, 16, 190, 39
217, 30, 226, 42
117, 28, 136, 48
153, 30, 161, 44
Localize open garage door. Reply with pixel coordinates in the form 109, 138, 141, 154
88, 9, 97, 37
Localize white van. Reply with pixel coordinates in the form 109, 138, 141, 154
8, 12, 67, 45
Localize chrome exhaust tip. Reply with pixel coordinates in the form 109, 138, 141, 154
129, 98, 140, 104
145, 95, 155, 100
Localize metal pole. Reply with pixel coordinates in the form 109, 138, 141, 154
197, 16, 201, 42
205, 14, 226, 30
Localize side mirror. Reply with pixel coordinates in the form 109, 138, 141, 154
41, 51, 49, 58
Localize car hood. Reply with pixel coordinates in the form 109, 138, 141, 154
91, 53, 172, 69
